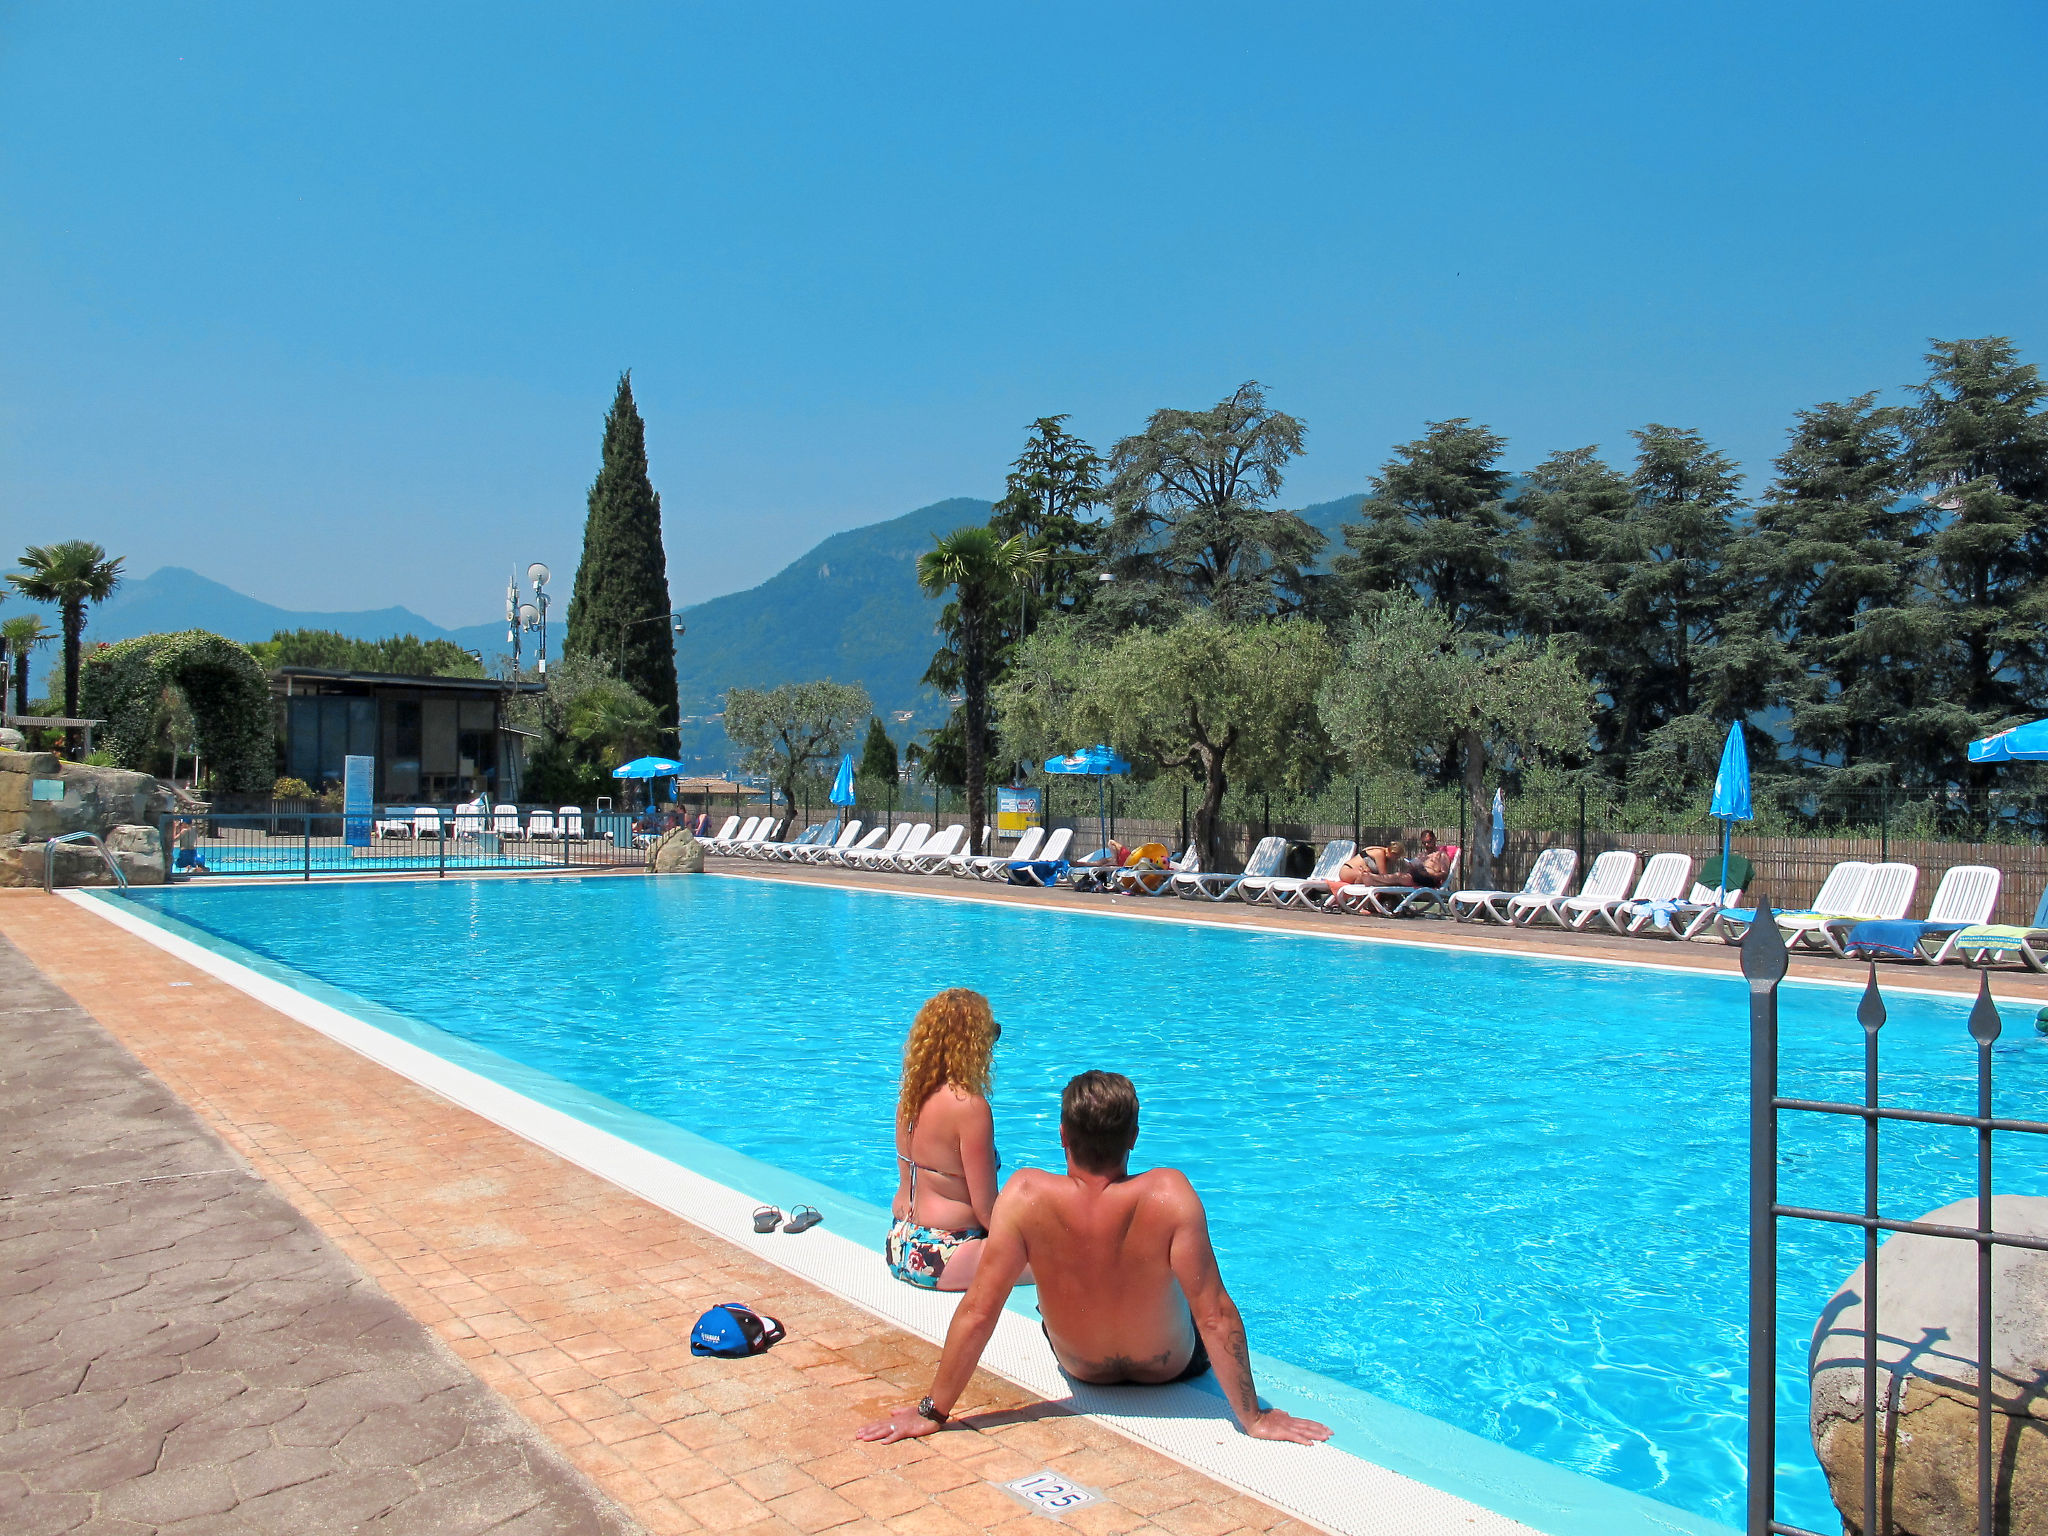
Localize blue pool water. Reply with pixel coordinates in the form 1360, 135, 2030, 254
125, 875, 2047, 1530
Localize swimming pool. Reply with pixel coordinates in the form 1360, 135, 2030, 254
118, 874, 2047, 1531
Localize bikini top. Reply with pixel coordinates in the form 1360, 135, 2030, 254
898, 1146, 1003, 1203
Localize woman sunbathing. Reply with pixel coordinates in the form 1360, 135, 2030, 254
888, 989, 1007, 1292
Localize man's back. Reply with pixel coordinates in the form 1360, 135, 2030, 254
1002, 1166, 1202, 1384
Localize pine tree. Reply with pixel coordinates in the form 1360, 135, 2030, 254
564, 373, 679, 725
989, 415, 1106, 631
1738, 394, 1933, 783
1604, 426, 1747, 762
1907, 337, 2048, 741
1101, 382, 1322, 627
1337, 419, 1514, 631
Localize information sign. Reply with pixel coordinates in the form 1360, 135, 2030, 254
995, 785, 1042, 841
343, 754, 375, 849
31, 778, 66, 802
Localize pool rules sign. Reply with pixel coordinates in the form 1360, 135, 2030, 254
343, 755, 374, 849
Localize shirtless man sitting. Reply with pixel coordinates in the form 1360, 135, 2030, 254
855, 1071, 1331, 1446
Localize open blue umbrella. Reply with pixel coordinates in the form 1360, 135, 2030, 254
830, 752, 857, 809
1969, 720, 2048, 763
1708, 722, 1752, 897
1043, 745, 1132, 853
613, 755, 688, 811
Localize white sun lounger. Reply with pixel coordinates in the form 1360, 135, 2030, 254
1515, 849, 1635, 928
412, 807, 444, 839
1175, 836, 1286, 901
817, 824, 886, 866
452, 803, 486, 838
938, 825, 997, 877
1450, 847, 1578, 925
797, 820, 863, 864
1118, 844, 1199, 896
1796, 862, 1920, 954
708, 815, 759, 854
854, 823, 926, 870
903, 823, 967, 872
526, 808, 558, 839
956, 825, 1043, 879
558, 806, 584, 839
1600, 852, 1696, 934
491, 804, 521, 839
704, 815, 742, 849
1002, 826, 1075, 885
1333, 847, 1463, 917
374, 813, 413, 839
726, 818, 782, 857
1639, 879, 1749, 941
759, 821, 832, 860
1260, 840, 1356, 909
1715, 861, 1873, 945
1950, 885, 2048, 971
1841, 865, 2001, 964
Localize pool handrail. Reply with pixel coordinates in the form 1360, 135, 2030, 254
43, 830, 128, 893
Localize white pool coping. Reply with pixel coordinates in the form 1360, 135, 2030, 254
63, 881, 1754, 1536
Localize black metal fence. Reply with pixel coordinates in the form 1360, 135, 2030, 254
160, 811, 647, 879
1743, 912, 2043, 1535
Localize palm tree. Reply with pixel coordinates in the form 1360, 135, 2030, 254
917, 527, 1041, 856
9, 542, 124, 754
1, 614, 54, 717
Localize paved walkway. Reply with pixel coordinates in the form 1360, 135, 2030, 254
0, 932, 637, 1536
0, 894, 1315, 1536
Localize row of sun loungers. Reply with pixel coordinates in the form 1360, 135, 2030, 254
699, 815, 2047, 971
374, 804, 588, 839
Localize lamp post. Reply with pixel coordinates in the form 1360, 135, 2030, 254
615, 611, 687, 679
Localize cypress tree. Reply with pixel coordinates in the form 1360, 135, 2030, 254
564, 373, 679, 725
859, 715, 899, 782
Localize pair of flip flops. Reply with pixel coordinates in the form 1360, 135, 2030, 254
752, 1205, 822, 1234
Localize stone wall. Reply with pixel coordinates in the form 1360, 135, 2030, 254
0, 750, 169, 887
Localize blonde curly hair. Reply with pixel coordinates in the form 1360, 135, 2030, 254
898, 988, 1000, 1129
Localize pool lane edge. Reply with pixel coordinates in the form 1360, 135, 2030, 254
70, 885, 1740, 1536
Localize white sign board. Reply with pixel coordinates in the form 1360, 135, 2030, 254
1003, 1470, 1101, 1514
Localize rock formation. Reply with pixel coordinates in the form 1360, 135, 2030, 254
1810, 1194, 2048, 1535
0, 749, 170, 886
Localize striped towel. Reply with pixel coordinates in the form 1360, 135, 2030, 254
1952, 925, 2034, 954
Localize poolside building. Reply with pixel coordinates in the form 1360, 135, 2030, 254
270, 666, 545, 803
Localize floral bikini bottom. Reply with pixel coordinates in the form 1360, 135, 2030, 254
885, 1217, 986, 1289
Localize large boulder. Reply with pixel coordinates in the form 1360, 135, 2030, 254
1810, 1194, 2048, 1536
0, 750, 166, 842
649, 830, 705, 874
0, 823, 167, 888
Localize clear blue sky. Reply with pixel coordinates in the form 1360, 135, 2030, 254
3, 2, 2043, 625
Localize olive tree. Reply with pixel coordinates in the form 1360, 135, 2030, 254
1318, 590, 1591, 889
722, 679, 873, 821
996, 612, 1335, 865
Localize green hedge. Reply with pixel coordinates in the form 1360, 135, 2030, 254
81, 630, 274, 793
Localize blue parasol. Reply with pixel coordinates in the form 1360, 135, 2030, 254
613, 755, 688, 811
1708, 722, 1752, 898
1968, 720, 2048, 763
830, 752, 857, 808
1043, 745, 1132, 853
1489, 786, 1506, 860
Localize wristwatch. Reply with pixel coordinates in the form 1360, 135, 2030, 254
915, 1396, 949, 1425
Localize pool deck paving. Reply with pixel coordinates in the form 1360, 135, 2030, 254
0, 891, 1324, 1536
0, 928, 637, 1536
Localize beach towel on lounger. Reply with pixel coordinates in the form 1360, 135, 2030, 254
1845, 919, 1968, 960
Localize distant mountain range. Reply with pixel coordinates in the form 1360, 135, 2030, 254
12, 491, 1387, 769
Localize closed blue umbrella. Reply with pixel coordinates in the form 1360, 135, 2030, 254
1969, 719, 2048, 763
1043, 745, 1133, 852
1489, 786, 1506, 860
830, 752, 857, 808
1708, 722, 1752, 897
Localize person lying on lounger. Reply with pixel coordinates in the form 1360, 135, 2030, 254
857, 1071, 1332, 1447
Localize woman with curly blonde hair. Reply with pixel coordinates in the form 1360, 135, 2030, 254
887, 988, 1005, 1291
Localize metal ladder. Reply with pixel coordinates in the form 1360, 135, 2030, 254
43, 831, 129, 893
